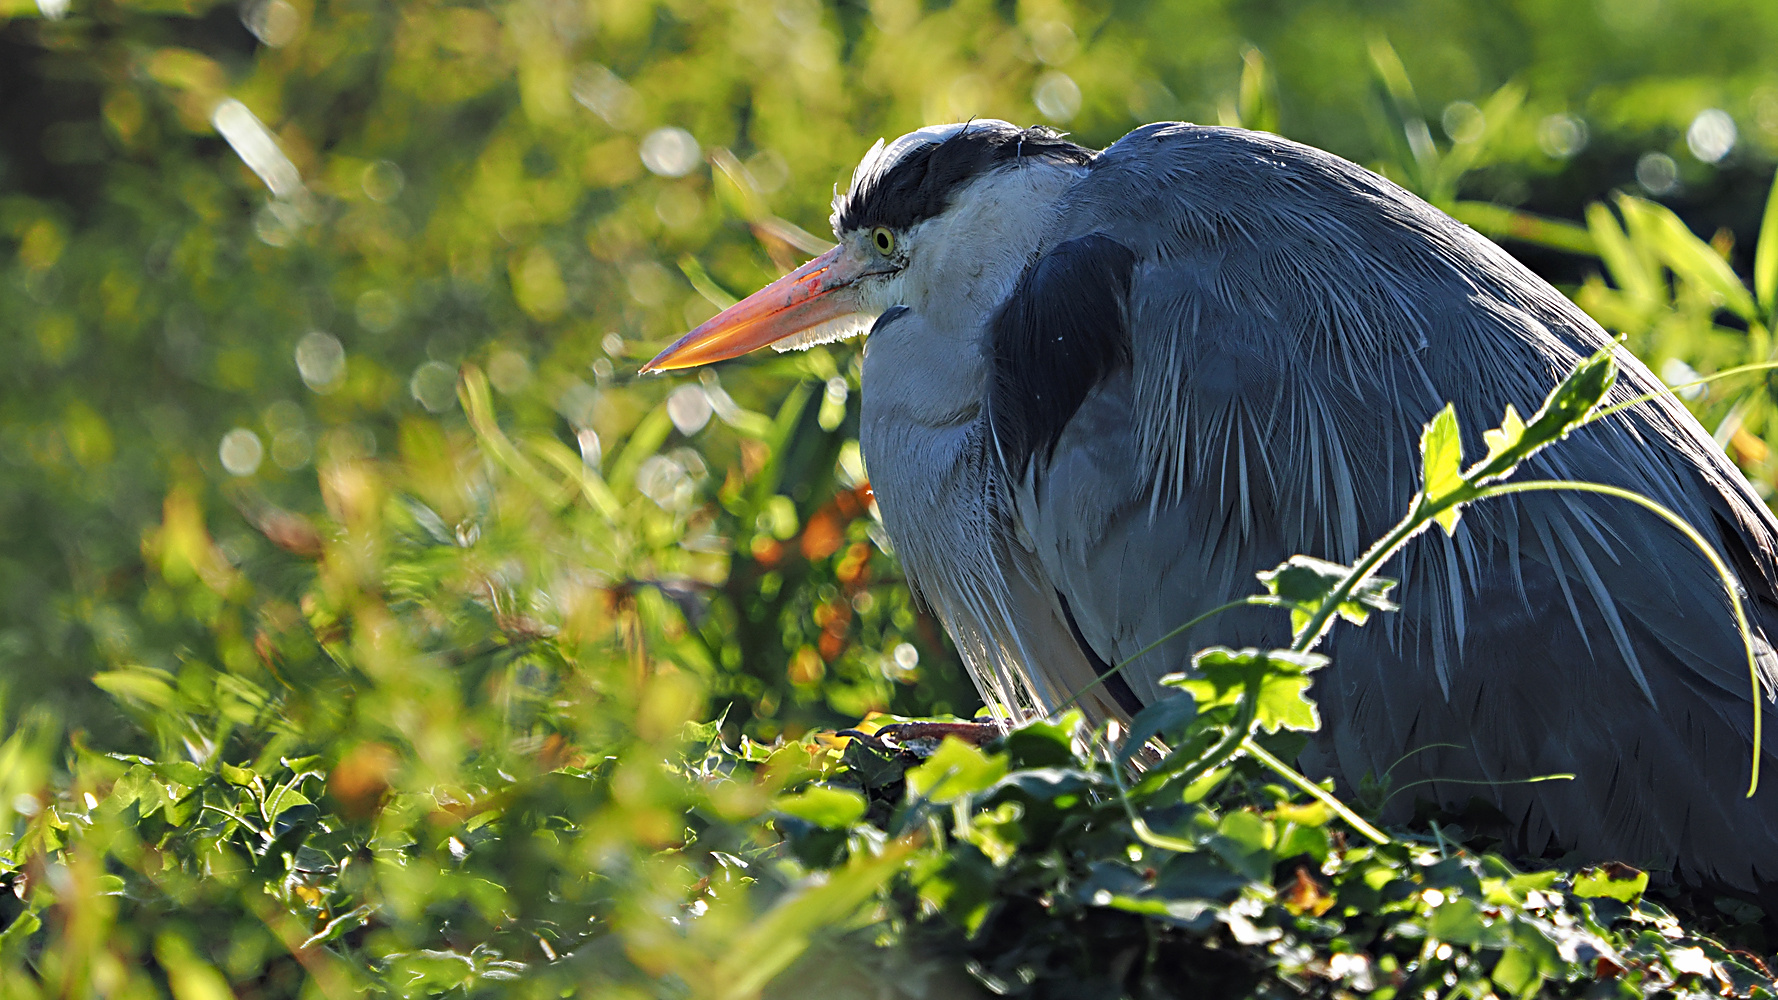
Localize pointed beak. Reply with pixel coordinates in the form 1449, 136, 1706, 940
642, 245, 870, 373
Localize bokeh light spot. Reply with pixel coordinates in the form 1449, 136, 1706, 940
361, 160, 406, 202
1537, 113, 1588, 158
488, 350, 533, 394
1636, 151, 1679, 195
355, 290, 402, 333
1686, 108, 1736, 163
1033, 71, 1082, 123
294, 331, 346, 392
219, 428, 264, 476
1441, 102, 1484, 144
1030, 21, 1077, 65
667, 385, 713, 435
410, 361, 459, 413
640, 127, 701, 177
241, 0, 301, 46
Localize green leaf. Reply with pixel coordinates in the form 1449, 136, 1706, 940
1473, 346, 1619, 485
1236, 46, 1278, 134
838, 739, 911, 790
1431, 505, 1461, 534
1757, 165, 1778, 319
1571, 863, 1648, 903
1170, 647, 1330, 733
155, 933, 236, 1000
1209, 810, 1275, 880
0, 910, 41, 955
1634, 196, 1758, 320
1489, 942, 1543, 996
150, 761, 207, 789
1449, 202, 1595, 256
1256, 555, 1399, 633
261, 785, 312, 821
1427, 896, 1505, 946
682, 706, 730, 750
1002, 712, 1080, 769
1586, 201, 1659, 306
91, 667, 175, 710
904, 738, 1007, 804
1420, 403, 1464, 501
1182, 765, 1233, 803
279, 755, 323, 774
1118, 693, 1198, 764
1481, 403, 1525, 466
1095, 892, 1219, 928
711, 841, 914, 1000
773, 786, 867, 829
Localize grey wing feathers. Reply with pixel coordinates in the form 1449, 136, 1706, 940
1011, 124, 1778, 888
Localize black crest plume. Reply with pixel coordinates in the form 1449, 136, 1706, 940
833, 122, 1095, 233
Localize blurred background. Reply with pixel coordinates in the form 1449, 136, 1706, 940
3, 0, 1778, 744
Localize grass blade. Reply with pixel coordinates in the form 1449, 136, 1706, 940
1757, 166, 1778, 319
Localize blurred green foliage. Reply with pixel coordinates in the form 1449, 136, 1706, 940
6, 0, 1778, 994
4, 0, 1778, 735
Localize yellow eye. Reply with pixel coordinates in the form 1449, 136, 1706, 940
871, 227, 895, 256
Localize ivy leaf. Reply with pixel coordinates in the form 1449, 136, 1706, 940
1420, 404, 1464, 499
1257, 555, 1399, 634
1571, 862, 1648, 903
1003, 712, 1080, 769
904, 738, 1007, 804
773, 786, 867, 829
1166, 647, 1330, 733
150, 761, 208, 790
1490, 944, 1544, 996
681, 706, 730, 751
219, 763, 256, 787
1427, 896, 1504, 947
1118, 693, 1198, 764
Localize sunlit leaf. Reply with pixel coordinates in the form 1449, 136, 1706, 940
1257, 555, 1399, 633
1481, 404, 1525, 467
1586, 202, 1660, 307
1571, 863, 1649, 903
1629, 195, 1758, 321
773, 785, 867, 828
1757, 166, 1778, 319
1168, 647, 1329, 733
904, 737, 1008, 804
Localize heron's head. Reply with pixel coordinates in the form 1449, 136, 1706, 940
642, 120, 1094, 373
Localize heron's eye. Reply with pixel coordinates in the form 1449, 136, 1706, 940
871, 227, 895, 256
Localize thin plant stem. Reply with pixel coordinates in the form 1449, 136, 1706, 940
1381, 743, 1468, 781
1109, 737, 1198, 854
1240, 738, 1389, 845
1382, 772, 1575, 809
1130, 682, 1259, 798
1479, 478, 1766, 795
1046, 596, 1285, 720
1289, 504, 1429, 654
1584, 359, 1778, 425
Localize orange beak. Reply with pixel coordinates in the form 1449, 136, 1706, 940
642, 246, 871, 373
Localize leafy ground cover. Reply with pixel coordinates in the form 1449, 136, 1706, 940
7, 347, 1778, 998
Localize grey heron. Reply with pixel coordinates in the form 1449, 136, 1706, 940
644, 120, 1778, 891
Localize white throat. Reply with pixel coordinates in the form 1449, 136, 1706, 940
855, 160, 1086, 715
859, 161, 1085, 425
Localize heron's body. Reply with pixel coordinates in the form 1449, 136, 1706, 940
649, 121, 1778, 890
